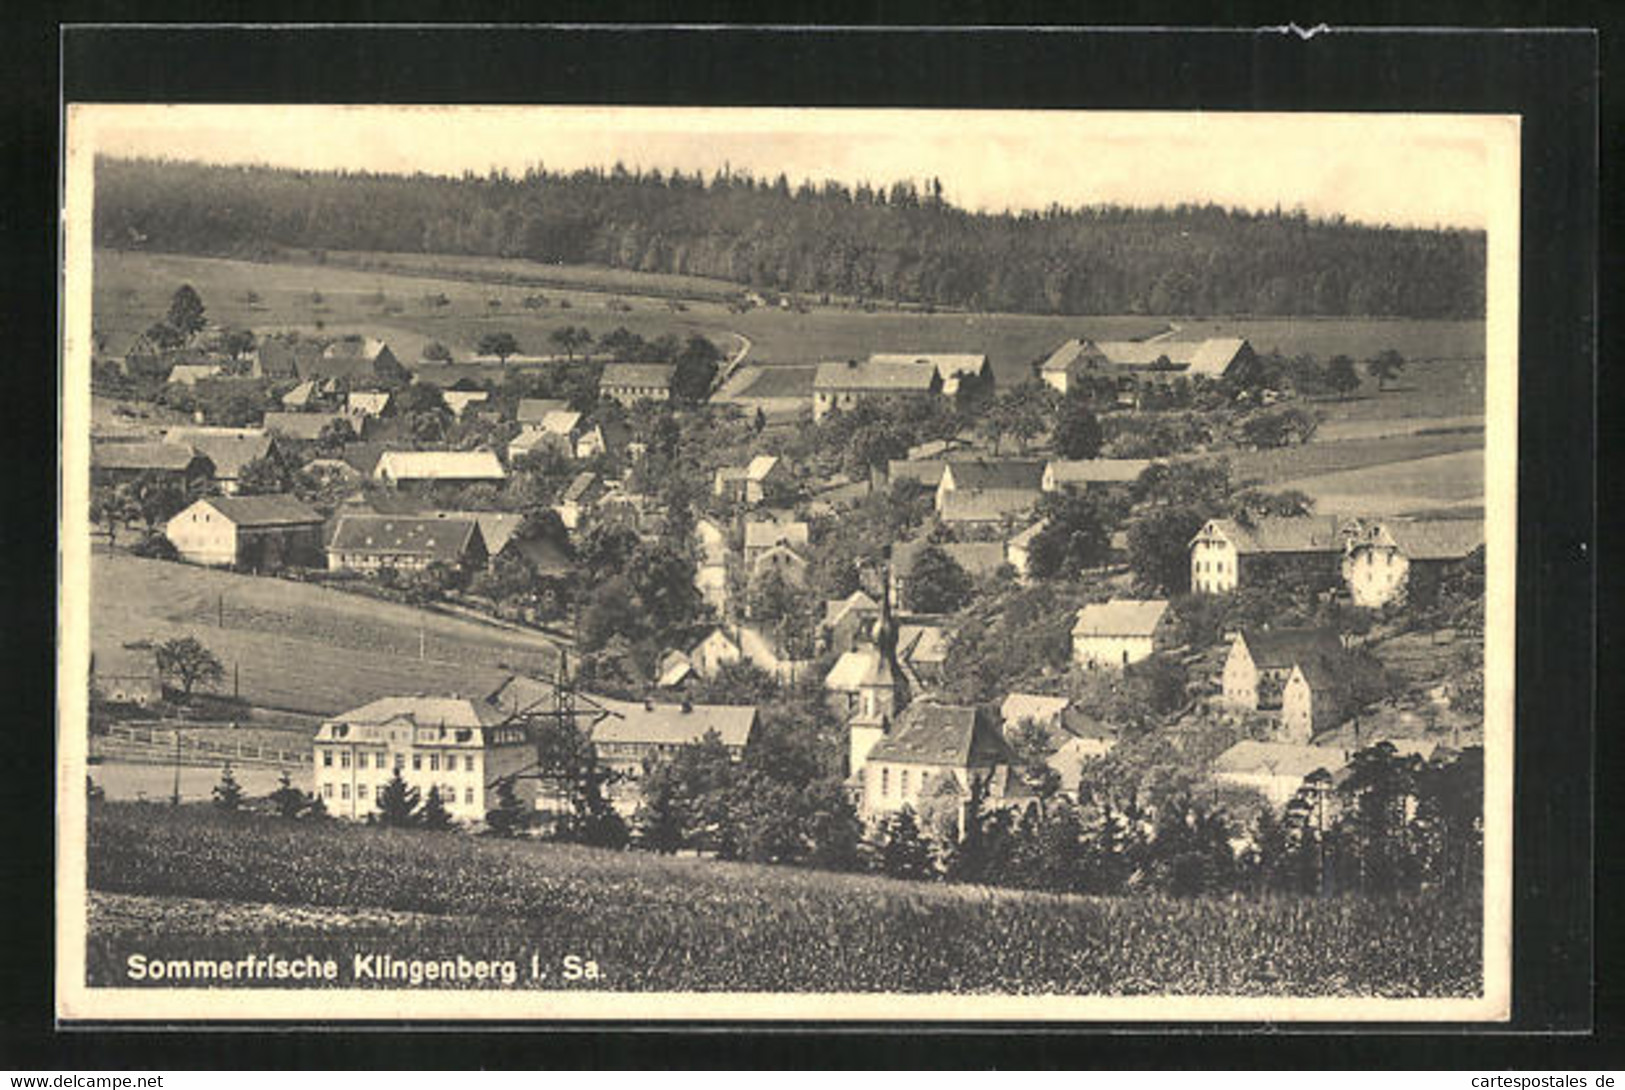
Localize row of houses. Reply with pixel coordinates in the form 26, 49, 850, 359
1038, 336, 1256, 397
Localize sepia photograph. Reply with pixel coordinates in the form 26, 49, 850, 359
57, 102, 1518, 1023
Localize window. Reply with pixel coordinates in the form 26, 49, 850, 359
901, 770, 911, 795
465, 787, 474, 804
341, 784, 350, 800
376, 785, 386, 800
395, 754, 405, 770
465, 755, 475, 772
340, 751, 351, 769
430, 754, 440, 772
881, 768, 890, 796
412, 754, 422, 771
322, 750, 332, 768
322, 783, 333, 798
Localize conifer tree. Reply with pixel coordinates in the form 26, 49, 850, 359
212, 763, 244, 811
420, 786, 454, 831
377, 767, 421, 828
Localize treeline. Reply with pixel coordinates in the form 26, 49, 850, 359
95, 156, 1484, 318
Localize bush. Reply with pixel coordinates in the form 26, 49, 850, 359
129, 532, 179, 561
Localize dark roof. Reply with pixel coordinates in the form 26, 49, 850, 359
517, 398, 570, 423
866, 703, 1015, 767
1236, 627, 1343, 670
943, 460, 1045, 492
1380, 519, 1485, 561
887, 459, 949, 488
893, 539, 1008, 579
339, 442, 395, 477
195, 494, 323, 528
328, 515, 484, 562
254, 340, 302, 378
263, 412, 349, 442
92, 441, 207, 473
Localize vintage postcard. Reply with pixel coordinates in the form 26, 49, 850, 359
57, 105, 1517, 1022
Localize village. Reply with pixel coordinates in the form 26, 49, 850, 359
86, 278, 1486, 895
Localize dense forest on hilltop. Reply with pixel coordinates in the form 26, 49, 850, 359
94, 157, 1485, 319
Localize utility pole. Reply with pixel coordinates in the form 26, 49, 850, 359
171, 728, 182, 806
218, 593, 224, 628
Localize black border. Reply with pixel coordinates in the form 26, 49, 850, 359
1, 19, 1605, 1068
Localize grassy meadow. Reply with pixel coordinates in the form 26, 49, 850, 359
87, 803, 1482, 996
91, 551, 559, 717
94, 249, 1485, 395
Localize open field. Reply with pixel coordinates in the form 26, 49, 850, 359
321, 248, 747, 302
100, 250, 1480, 392
1226, 429, 1484, 490
91, 551, 559, 717
1274, 449, 1484, 517
87, 803, 1481, 996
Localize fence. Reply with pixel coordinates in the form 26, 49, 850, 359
103, 723, 312, 766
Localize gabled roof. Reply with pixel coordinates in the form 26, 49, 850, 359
896, 623, 951, 665
1000, 692, 1071, 728
744, 519, 809, 551
865, 702, 1014, 768
441, 390, 489, 417
813, 358, 939, 393
187, 494, 322, 528
516, 398, 569, 423
92, 441, 208, 473
588, 695, 757, 749
1377, 519, 1486, 562
560, 471, 603, 505
375, 450, 506, 481
254, 340, 302, 378
658, 651, 694, 689
942, 459, 1046, 492
1072, 598, 1171, 638
887, 459, 949, 488
746, 454, 781, 481
1039, 339, 1089, 375
893, 539, 1008, 579
825, 590, 880, 628
163, 428, 275, 480
825, 647, 892, 692
425, 510, 524, 555
1007, 520, 1046, 549
346, 391, 391, 415
1044, 458, 1152, 486
868, 353, 988, 382
1197, 516, 1345, 555
538, 410, 583, 435
263, 412, 350, 441
599, 363, 675, 389
1235, 627, 1343, 671
330, 694, 508, 729
322, 337, 392, 362
280, 380, 318, 408
1212, 740, 1350, 779
327, 515, 484, 562
1186, 338, 1250, 377
167, 363, 224, 384
940, 488, 1039, 525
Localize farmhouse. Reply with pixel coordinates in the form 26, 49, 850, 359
1071, 598, 1174, 669
940, 488, 1041, 529
714, 455, 787, 505
374, 450, 507, 486
507, 413, 582, 463
313, 695, 535, 822
824, 590, 882, 654
326, 514, 488, 574
420, 510, 526, 558
598, 363, 675, 407
166, 363, 224, 386
1342, 518, 1485, 608
935, 460, 1045, 511
1222, 627, 1345, 740
91, 641, 163, 707
309, 337, 406, 385
165, 494, 324, 569
573, 419, 633, 461
750, 543, 810, 588
812, 358, 941, 421
1210, 740, 1351, 807
1189, 515, 1347, 595
1039, 337, 1255, 395
91, 441, 213, 489
867, 353, 992, 398
854, 702, 1031, 821
743, 518, 810, 569
163, 427, 280, 495
1042, 458, 1152, 494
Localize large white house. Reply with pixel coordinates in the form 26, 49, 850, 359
1342, 519, 1485, 608
312, 695, 535, 822
374, 449, 507, 486
1188, 516, 1346, 595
